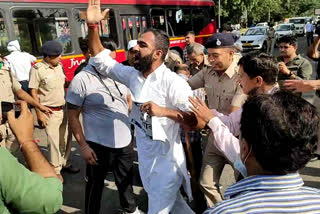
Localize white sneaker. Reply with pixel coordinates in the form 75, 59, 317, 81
118, 207, 145, 214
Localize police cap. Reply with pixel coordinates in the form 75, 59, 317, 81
205, 33, 235, 49
41, 40, 63, 56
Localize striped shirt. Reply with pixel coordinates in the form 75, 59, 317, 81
204, 173, 320, 214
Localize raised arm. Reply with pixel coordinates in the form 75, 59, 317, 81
7, 101, 58, 178
86, 0, 137, 88
87, 0, 108, 57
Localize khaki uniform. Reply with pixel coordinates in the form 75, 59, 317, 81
0, 67, 21, 153
188, 55, 211, 76
188, 61, 246, 114
29, 61, 70, 174
188, 61, 247, 207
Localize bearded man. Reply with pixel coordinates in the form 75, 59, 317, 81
79, 1, 202, 214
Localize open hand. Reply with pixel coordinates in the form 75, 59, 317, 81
284, 80, 317, 93
38, 104, 53, 115
189, 96, 215, 124
87, 0, 109, 24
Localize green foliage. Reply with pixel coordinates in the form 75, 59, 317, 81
217, 0, 320, 25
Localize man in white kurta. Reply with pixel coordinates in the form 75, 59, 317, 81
90, 49, 194, 214
86, 2, 196, 213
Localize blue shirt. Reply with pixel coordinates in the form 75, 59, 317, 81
204, 173, 320, 214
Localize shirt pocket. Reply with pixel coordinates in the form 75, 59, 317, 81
41, 74, 57, 90
204, 83, 213, 101
220, 92, 234, 111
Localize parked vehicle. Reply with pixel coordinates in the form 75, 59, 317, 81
236, 27, 268, 51
289, 17, 310, 36
275, 23, 297, 42
256, 22, 268, 27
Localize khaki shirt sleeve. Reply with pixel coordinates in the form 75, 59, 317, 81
296, 59, 313, 80
188, 69, 205, 90
10, 72, 22, 93
29, 66, 41, 89
231, 84, 247, 108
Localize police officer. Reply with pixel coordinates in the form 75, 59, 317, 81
29, 40, 79, 178
188, 33, 247, 207
0, 64, 51, 152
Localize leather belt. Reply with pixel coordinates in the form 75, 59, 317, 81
46, 106, 64, 111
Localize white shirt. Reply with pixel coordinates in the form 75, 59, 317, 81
66, 66, 131, 148
89, 49, 193, 211
4, 51, 36, 81
208, 85, 279, 164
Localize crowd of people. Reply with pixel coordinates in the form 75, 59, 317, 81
1, 1, 320, 213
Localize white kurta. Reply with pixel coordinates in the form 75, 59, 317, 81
90, 49, 194, 214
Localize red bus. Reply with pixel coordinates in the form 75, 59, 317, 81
0, 0, 216, 80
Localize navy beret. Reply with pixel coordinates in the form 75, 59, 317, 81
41, 40, 63, 56
205, 33, 236, 49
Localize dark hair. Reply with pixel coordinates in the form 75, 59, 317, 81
100, 38, 117, 51
221, 23, 233, 32
174, 64, 189, 73
144, 28, 169, 61
238, 53, 278, 84
278, 35, 297, 46
78, 37, 89, 53
185, 31, 195, 36
241, 91, 319, 174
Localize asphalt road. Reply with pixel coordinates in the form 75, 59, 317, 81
29, 35, 320, 214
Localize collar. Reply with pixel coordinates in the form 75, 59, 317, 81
41, 60, 52, 69
278, 54, 301, 64
143, 63, 166, 81
268, 84, 280, 94
224, 61, 238, 78
224, 173, 304, 199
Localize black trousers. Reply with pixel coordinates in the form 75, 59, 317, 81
85, 141, 136, 214
19, 80, 29, 93
307, 32, 314, 46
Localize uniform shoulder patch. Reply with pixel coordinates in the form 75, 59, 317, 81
33, 61, 45, 70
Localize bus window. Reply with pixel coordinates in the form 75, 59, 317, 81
192, 9, 209, 34
166, 9, 192, 37
122, 15, 146, 50
0, 11, 9, 55
136, 16, 147, 38
151, 9, 166, 32
122, 16, 134, 48
12, 8, 72, 56
74, 9, 118, 46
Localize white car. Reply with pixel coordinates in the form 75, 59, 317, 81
289, 17, 309, 36
236, 27, 268, 51
275, 23, 297, 41
256, 22, 268, 27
